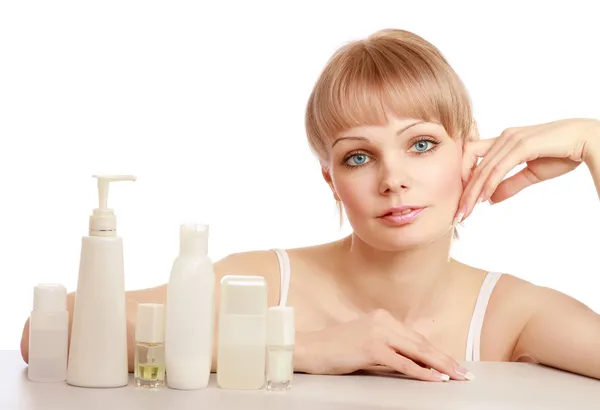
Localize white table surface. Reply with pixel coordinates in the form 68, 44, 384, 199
2, 350, 599, 409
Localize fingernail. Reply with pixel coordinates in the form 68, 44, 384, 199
476, 195, 484, 204
432, 369, 450, 381
488, 199, 495, 205
456, 366, 475, 381
453, 211, 464, 225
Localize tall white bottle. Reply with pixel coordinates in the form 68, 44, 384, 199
67, 175, 136, 388
165, 223, 215, 390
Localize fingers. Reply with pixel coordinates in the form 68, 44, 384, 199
372, 347, 452, 382
489, 166, 539, 204
367, 309, 474, 382
459, 129, 537, 221
461, 138, 497, 184
390, 335, 473, 381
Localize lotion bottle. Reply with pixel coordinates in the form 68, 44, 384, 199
216, 275, 267, 390
66, 175, 136, 388
27, 283, 69, 383
165, 223, 215, 390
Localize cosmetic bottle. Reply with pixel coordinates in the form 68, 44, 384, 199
27, 284, 69, 383
67, 175, 136, 388
135, 303, 166, 388
216, 275, 268, 390
165, 223, 215, 390
266, 306, 295, 391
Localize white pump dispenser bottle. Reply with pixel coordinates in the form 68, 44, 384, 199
66, 175, 136, 388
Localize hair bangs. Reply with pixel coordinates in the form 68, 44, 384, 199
306, 30, 474, 163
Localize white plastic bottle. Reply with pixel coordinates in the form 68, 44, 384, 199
27, 284, 69, 383
66, 175, 136, 388
165, 223, 215, 390
217, 275, 268, 390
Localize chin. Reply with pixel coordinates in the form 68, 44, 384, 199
350, 218, 453, 251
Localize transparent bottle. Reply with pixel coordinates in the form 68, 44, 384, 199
266, 306, 295, 391
134, 303, 166, 388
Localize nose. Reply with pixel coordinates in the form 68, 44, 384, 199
378, 160, 410, 195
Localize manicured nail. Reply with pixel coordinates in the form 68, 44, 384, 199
453, 213, 463, 225
476, 195, 484, 204
432, 369, 450, 381
488, 199, 495, 205
456, 366, 475, 381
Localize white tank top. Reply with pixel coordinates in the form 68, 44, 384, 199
271, 248, 502, 362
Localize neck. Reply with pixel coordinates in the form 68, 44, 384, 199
338, 230, 457, 323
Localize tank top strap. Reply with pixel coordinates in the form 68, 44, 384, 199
271, 248, 291, 306
465, 271, 503, 361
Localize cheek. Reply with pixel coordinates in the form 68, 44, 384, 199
332, 171, 374, 213
417, 155, 463, 200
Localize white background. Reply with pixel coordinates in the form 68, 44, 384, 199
1, 1, 599, 350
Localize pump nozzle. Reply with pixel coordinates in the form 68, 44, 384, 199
89, 175, 136, 236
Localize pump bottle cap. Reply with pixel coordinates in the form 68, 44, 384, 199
89, 175, 136, 236
135, 303, 165, 344
33, 284, 67, 313
267, 306, 295, 346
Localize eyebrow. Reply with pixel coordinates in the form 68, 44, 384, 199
331, 120, 430, 148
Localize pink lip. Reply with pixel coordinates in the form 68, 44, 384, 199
378, 206, 426, 226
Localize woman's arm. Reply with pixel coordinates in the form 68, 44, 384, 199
512, 286, 600, 380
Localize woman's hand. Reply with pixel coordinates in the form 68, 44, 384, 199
294, 309, 474, 382
456, 118, 600, 222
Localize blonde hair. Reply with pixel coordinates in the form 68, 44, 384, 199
305, 28, 476, 163
304, 28, 477, 236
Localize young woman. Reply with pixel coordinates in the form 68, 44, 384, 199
21, 28, 600, 383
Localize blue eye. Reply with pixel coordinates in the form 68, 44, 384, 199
413, 140, 431, 152
345, 153, 370, 167
410, 138, 439, 153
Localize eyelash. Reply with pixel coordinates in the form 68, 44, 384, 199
341, 136, 441, 169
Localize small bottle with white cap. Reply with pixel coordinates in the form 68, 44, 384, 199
266, 306, 295, 391
27, 283, 69, 383
134, 303, 166, 388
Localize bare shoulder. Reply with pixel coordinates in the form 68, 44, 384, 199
481, 271, 591, 361
492, 273, 591, 316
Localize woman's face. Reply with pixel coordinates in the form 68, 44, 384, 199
325, 115, 464, 250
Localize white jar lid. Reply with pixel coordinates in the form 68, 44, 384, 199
33, 283, 67, 313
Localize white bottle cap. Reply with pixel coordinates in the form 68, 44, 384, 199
267, 306, 295, 346
179, 223, 208, 256
33, 284, 67, 313
220, 275, 267, 315
136, 303, 165, 344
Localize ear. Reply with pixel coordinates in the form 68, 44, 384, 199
460, 119, 482, 184
321, 166, 340, 201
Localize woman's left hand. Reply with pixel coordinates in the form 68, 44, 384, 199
456, 118, 600, 222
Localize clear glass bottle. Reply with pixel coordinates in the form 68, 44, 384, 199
134, 303, 166, 388
266, 306, 295, 391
